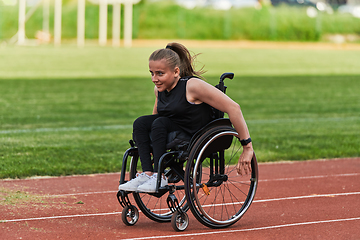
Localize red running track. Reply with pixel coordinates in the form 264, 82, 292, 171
1, 158, 359, 240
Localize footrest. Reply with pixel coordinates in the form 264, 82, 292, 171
166, 193, 183, 214
117, 190, 132, 208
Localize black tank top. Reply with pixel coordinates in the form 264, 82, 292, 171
157, 77, 214, 136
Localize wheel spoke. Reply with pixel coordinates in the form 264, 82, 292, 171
186, 128, 258, 227
131, 153, 187, 222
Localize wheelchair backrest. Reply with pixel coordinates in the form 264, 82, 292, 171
212, 72, 234, 119
186, 73, 234, 151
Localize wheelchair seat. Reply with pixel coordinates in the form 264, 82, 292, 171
166, 118, 232, 151
166, 131, 191, 150
165, 118, 232, 152
132, 130, 191, 151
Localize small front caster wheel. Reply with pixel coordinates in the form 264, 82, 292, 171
171, 211, 189, 231
122, 205, 139, 226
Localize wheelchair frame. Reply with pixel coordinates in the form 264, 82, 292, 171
117, 73, 259, 231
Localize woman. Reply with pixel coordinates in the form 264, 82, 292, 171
119, 42, 253, 193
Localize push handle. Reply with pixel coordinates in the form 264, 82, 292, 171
214, 72, 234, 119
217, 72, 234, 94
220, 72, 234, 82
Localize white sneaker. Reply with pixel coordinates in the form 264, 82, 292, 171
118, 173, 151, 192
137, 173, 168, 193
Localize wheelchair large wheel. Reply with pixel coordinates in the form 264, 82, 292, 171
184, 125, 258, 229
130, 153, 188, 223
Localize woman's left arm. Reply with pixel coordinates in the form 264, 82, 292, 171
187, 78, 253, 175
153, 86, 158, 115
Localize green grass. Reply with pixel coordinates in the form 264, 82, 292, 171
1, 46, 360, 79
0, 45, 359, 178
0, 188, 45, 206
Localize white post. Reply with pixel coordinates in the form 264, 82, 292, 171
99, 0, 108, 46
43, 0, 50, 33
77, 0, 86, 47
112, 1, 121, 47
18, 0, 26, 45
54, 0, 62, 46
124, 0, 133, 48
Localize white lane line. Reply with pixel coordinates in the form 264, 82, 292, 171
2, 159, 358, 183
247, 116, 360, 124
121, 217, 360, 240
1, 192, 359, 223
1, 212, 120, 223
47, 172, 360, 197
254, 192, 360, 203
259, 172, 360, 182
51, 190, 115, 197
2, 116, 359, 135
165, 192, 360, 210
0, 125, 132, 134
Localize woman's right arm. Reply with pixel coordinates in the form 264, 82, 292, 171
186, 78, 253, 175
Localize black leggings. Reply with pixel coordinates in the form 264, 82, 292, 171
133, 114, 184, 172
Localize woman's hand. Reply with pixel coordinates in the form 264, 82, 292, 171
236, 145, 253, 175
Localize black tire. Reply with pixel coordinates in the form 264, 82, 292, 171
130, 152, 188, 223
121, 205, 139, 226
171, 211, 189, 231
184, 126, 258, 229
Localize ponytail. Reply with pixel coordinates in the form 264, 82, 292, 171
149, 42, 205, 78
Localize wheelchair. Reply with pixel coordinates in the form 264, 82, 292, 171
117, 72, 259, 231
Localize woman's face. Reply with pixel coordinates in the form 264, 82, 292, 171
149, 59, 180, 92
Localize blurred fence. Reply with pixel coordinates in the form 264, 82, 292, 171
0, 0, 359, 44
